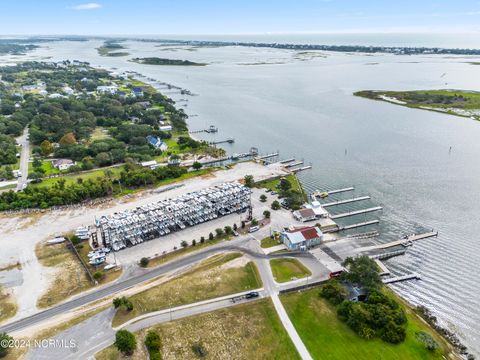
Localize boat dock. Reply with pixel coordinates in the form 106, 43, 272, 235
284, 160, 303, 168
369, 249, 406, 260
375, 259, 391, 276
383, 274, 420, 284
358, 231, 438, 252
279, 158, 295, 164
322, 196, 371, 208
291, 165, 312, 173
209, 138, 235, 145
330, 206, 383, 220
337, 220, 380, 231
256, 152, 279, 160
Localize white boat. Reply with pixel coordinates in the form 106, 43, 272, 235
103, 264, 116, 270
47, 237, 66, 245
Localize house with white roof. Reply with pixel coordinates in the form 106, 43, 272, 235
280, 226, 323, 251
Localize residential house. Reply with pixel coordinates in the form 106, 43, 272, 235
159, 125, 173, 132
52, 159, 75, 171
146, 135, 168, 151
97, 85, 118, 95
132, 87, 144, 97
280, 226, 323, 251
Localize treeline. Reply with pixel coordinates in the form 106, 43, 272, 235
320, 256, 410, 345
131, 57, 206, 66
0, 164, 187, 210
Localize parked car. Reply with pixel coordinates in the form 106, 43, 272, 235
248, 226, 260, 233
233, 230, 239, 237
245, 291, 259, 299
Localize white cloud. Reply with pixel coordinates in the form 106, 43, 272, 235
72, 3, 103, 10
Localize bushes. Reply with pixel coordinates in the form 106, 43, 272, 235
93, 271, 104, 281
144, 330, 162, 360
140, 257, 150, 267
114, 329, 137, 355
113, 296, 134, 311
320, 281, 347, 305
271, 200, 281, 210
415, 331, 439, 351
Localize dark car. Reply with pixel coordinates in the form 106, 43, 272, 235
245, 291, 259, 299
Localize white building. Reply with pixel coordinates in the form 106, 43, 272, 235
52, 159, 75, 171
159, 125, 173, 132
97, 85, 118, 95
280, 226, 323, 251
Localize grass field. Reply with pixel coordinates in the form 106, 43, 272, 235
97, 299, 300, 360
255, 174, 303, 193
261, 236, 281, 248
35, 242, 121, 308
31, 166, 124, 188
270, 258, 311, 283
281, 288, 456, 360
111, 252, 262, 327
0, 286, 17, 323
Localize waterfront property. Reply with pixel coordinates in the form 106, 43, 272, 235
52, 159, 75, 171
146, 135, 168, 151
280, 226, 323, 251
97, 182, 251, 251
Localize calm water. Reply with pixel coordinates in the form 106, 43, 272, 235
2, 37, 480, 354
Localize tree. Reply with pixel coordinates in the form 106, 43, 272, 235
0, 332, 13, 357
260, 194, 267, 202
263, 210, 271, 219
320, 281, 347, 305
59, 132, 77, 145
40, 140, 54, 156
192, 161, 202, 171
192, 239, 196, 246
113, 296, 133, 311
114, 329, 137, 355
341, 256, 382, 289
181, 240, 188, 248
271, 200, 281, 210
200, 236, 205, 244
244, 174, 254, 188
144, 331, 161, 360
241, 221, 246, 229
215, 228, 224, 237
208, 232, 214, 240
224, 226, 233, 235
233, 223, 238, 231
93, 271, 104, 281
279, 177, 292, 191
140, 257, 149, 267
251, 218, 259, 226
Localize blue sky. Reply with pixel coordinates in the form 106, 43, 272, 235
1, 0, 480, 35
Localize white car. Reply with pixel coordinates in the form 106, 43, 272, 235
248, 226, 260, 233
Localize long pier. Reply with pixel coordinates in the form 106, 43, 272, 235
328, 187, 354, 195
337, 220, 380, 231
284, 161, 303, 168
369, 249, 407, 260
279, 158, 295, 164
383, 274, 421, 284
359, 231, 438, 252
322, 196, 371, 208
209, 138, 234, 145
291, 165, 312, 173
330, 206, 383, 220
256, 152, 279, 160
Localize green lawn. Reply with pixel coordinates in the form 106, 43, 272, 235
256, 174, 303, 193
28, 160, 59, 176
31, 166, 123, 188
269, 258, 311, 283
261, 236, 281, 248
281, 288, 455, 360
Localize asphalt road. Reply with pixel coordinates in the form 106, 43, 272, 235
0, 236, 311, 334
15, 128, 29, 192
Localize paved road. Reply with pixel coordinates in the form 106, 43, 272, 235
0, 236, 311, 334
15, 127, 29, 192
23, 237, 322, 360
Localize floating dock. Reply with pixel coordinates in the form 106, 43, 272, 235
375, 259, 391, 276
369, 248, 406, 260
383, 274, 421, 284
330, 206, 383, 220
322, 196, 371, 208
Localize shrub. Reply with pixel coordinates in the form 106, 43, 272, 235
416, 331, 439, 351
381, 321, 407, 344
215, 228, 224, 237
192, 239, 196, 246
0, 332, 13, 357
200, 236, 205, 244
251, 218, 259, 226
271, 200, 281, 210
233, 223, 237, 231
93, 271, 104, 281
208, 232, 214, 240
192, 342, 207, 357
263, 210, 271, 219
114, 329, 137, 355
244, 175, 254, 187
260, 194, 267, 202
181, 240, 188, 248
139, 257, 149, 267
224, 226, 232, 235
145, 330, 162, 360
320, 281, 347, 305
